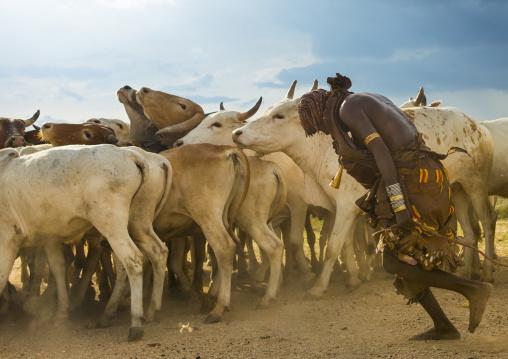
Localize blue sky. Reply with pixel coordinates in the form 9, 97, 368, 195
1, 0, 507, 125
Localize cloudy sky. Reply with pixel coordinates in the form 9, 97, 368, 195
1, 0, 507, 125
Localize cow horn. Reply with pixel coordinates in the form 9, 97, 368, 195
32, 124, 41, 131
23, 110, 40, 127
155, 112, 206, 134
220, 102, 225, 111
237, 97, 262, 122
310, 79, 318, 91
286, 80, 297, 99
413, 87, 425, 106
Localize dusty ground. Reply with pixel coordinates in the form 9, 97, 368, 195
1, 219, 508, 358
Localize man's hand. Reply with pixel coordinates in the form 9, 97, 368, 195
393, 210, 414, 236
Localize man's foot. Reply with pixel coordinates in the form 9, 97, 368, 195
409, 327, 460, 341
467, 282, 493, 333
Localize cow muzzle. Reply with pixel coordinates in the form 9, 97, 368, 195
5, 136, 26, 148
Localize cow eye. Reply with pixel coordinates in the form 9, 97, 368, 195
117, 124, 123, 129
179, 103, 187, 110
84, 131, 92, 139
211, 122, 222, 128
274, 114, 284, 119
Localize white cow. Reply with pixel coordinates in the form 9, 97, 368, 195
233, 81, 496, 299
0, 145, 170, 341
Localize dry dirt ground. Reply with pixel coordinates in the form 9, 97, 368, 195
1, 233, 507, 358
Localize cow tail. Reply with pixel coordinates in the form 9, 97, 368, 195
154, 160, 172, 219
267, 168, 287, 224
130, 152, 150, 209
223, 148, 250, 245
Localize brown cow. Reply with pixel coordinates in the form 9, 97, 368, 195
40, 122, 118, 146
117, 85, 206, 149
0, 110, 40, 148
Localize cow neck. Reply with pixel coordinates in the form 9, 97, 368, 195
285, 131, 337, 186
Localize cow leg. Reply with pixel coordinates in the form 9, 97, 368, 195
44, 242, 70, 323
307, 207, 358, 298
98, 255, 129, 327
199, 225, 235, 324
98, 226, 145, 342
192, 234, 206, 293
341, 224, 361, 288
100, 248, 116, 291
289, 206, 315, 283
130, 226, 169, 322
279, 218, 296, 280
235, 230, 249, 280
248, 224, 284, 308
70, 239, 103, 310
355, 216, 371, 283
0, 235, 18, 314
305, 212, 319, 272
71, 241, 86, 289
470, 194, 497, 283
244, 234, 259, 272
319, 213, 335, 273
170, 239, 194, 297
453, 187, 479, 280
20, 251, 30, 291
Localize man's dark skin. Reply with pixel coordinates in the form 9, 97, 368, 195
338, 92, 493, 340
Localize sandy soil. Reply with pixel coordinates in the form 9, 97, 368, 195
0, 254, 507, 359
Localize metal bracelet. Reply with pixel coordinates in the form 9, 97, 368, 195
386, 183, 403, 198
390, 198, 406, 210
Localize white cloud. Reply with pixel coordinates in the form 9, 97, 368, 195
95, 0, 175, 9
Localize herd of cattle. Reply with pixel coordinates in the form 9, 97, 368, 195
0, 81, 506, 342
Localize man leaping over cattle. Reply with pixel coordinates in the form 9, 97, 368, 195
297, 73, 493, 340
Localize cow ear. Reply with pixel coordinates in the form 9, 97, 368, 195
107, 134, 119, 144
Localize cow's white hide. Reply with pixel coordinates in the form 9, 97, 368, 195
233, 81, 496, 297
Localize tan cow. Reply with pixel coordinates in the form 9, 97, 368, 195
175, 100, 288, 305
40, 122, 119, 146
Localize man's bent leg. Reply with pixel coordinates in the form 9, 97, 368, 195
383, 249, 492, 334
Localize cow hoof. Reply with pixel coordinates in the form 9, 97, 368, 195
204, 313, 221, 324
200, 297, 216, 314
480, 275, 495, 284
96, 317, 111, 328
144, 309, 159, 323
471, 272, 482, 281
303, 272, 316, 284
303, 292, 322, 301
255, 302, 269, 310
347, 277, 362, 289
128, 327, 144, 342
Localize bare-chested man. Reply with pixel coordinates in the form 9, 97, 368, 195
298, 73, 493, 340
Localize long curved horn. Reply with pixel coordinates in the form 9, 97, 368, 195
310, 79, 318, 91
220, 102, 225, 111
286, 80, 297, 99
23, 110, 40, 127
413, 87, 425, 106
237, 97, 262, 122
154, 112, 206, 135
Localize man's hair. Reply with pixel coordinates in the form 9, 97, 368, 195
298, 89, 330, 137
